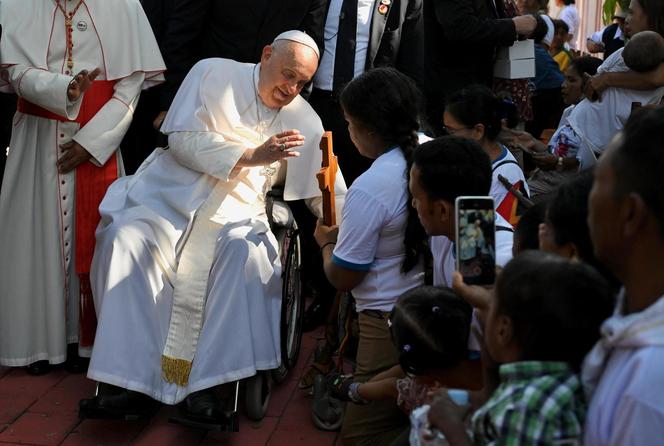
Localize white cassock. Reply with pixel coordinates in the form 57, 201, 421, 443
0, 0, 165, 366
87, 58, 346, 404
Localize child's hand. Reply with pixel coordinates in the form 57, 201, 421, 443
583, 72, 607, 102
427, 389, 473, 445
314, 219, 339, 247
325, 372, 354, 402
452, 272, 493, 312
428, 389, 468, 427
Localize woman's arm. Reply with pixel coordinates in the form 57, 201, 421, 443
369, 364, 406, 382
357, 377, 399, 401
314, 187, 388, 292
586, 63, 664, 100
530, 152, 579, 171
315, 221, 368, 291
501, 129, 549, 153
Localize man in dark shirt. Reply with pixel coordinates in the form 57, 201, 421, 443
202, 0, 326, 63
587, 12, 627, 59
423, 0, 537, 134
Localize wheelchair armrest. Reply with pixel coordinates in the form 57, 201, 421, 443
266, 186, 294, 229
269, 200, 295, 228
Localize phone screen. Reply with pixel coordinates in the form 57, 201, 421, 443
455, 197, 496, 285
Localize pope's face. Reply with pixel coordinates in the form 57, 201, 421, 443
258, 43, 318, 109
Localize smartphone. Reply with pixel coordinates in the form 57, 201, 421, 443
455, 196, 496, 285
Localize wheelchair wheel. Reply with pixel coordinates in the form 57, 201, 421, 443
244, 371, 271, 421
274, 224, 304, 382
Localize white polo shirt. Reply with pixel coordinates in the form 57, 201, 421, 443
332, 148, 424, 311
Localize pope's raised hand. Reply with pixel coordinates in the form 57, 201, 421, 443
236, 129, 305, 168
254, 129, 304, 164
67, 68, 101, 102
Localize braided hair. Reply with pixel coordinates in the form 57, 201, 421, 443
340, 67, 427, 273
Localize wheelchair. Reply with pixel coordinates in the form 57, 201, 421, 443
81, 188, 305, 432
242, 187, 306, 420
169, 186, 305, 431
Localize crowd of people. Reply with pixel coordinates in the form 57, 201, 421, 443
1, 0, 664, 445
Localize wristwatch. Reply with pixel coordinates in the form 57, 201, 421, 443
555, 156, 564, 172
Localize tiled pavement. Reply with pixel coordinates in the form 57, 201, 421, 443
0, 331, 339, 446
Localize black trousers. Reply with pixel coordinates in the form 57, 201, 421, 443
309, 88, 372, 186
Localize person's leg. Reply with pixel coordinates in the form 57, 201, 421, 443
341, 313, 408, 446
527, 169, 576, 203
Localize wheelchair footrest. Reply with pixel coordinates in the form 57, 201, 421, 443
169, 411, 239, 432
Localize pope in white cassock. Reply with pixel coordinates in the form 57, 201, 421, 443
82, 31, 346, 420
0, 0, 165, 371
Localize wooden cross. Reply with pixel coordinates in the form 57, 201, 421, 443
316, 131, 338, 226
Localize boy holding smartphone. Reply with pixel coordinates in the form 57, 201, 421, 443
409, 136, 514, 289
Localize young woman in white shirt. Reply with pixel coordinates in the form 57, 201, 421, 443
314, 67, 428, 446
443, 85, 529, 225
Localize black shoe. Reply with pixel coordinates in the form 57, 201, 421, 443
26, 360, 51, 376
79, 384, 158, 420
178, 390, 224, 424
64, 344, 89, 374
311, 374, 344, 431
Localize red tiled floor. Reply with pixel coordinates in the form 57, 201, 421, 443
0, 411, 80, 446
0, 368, 67, 399
29, 376, 96, 415
268, 428, 337, 446
274, 389, 318, 433
201, 415, 279, 446
0, 393, 36, 426
265, 377, 298, 418
131, 423, 206, 446
60, 419, 145, 446
0, 328, 340, 445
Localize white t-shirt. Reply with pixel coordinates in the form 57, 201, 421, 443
559, 4, 580, 50
332, 148, 424, 311
568, 48, 664, 169
491, 146, 529, 222
585, 346, 664, 445
583, 292, 664, 446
